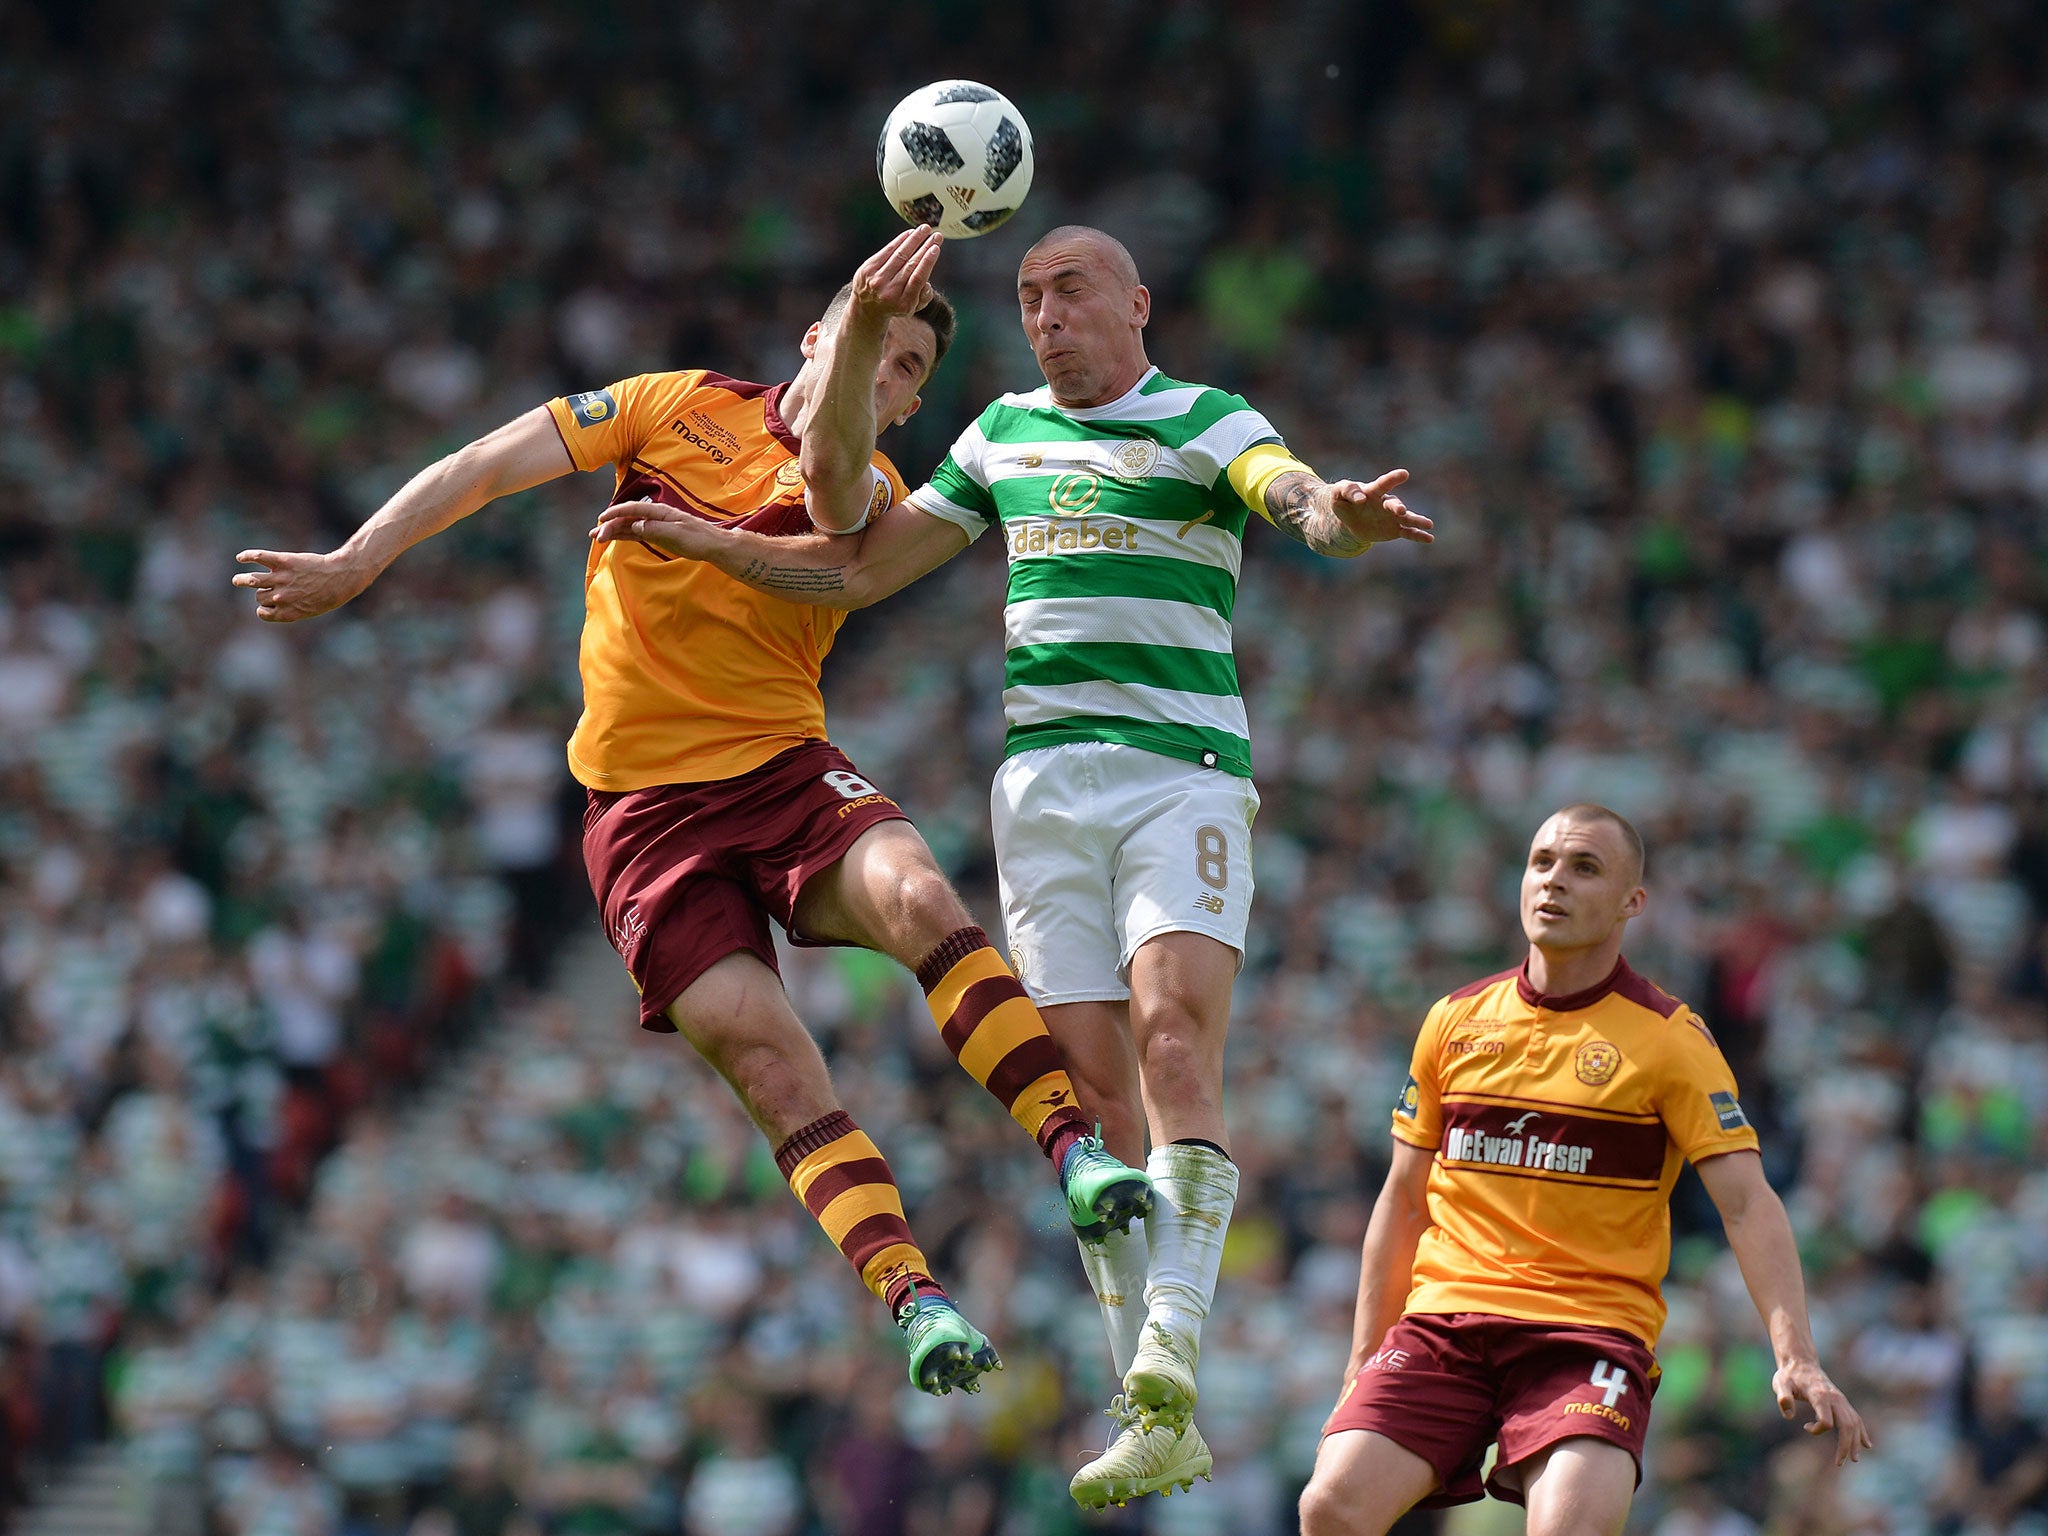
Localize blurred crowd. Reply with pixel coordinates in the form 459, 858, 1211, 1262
5, 0, 2048, 1532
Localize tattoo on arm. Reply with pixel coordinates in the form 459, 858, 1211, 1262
1265, 473, 1318, 547
737, 558, 848, 595
1264, 472, 1368, 557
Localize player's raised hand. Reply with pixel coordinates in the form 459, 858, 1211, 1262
231, 548, 376, 623
846, 225, 944, 329
591, 499, 721, 561
1329, 469, 1433, 547
1772, 1358, 1872, 1466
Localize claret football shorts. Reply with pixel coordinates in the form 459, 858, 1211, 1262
1322, 1312, 1659, 1508
991, 741, 1258, 1006
583, 739, 910, 1030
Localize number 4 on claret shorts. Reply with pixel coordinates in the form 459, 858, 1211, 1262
1589, 1359, 1629, 1407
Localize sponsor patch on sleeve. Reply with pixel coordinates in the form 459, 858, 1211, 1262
568, 388, 617, 428
1395, 1073, 1421, 1120
1709, 1090, 1750, 1131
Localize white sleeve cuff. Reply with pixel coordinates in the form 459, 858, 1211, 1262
807, 465, 893, 534
904, 487, 989, 543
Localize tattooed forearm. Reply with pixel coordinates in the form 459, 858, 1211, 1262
1265, 473, 1318, 547
737, 558, 849, 595
1265, 472, 1368, 558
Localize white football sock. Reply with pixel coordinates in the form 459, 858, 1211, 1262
1075, 1220, 1150, 1377
1142, 1142, 1239, 1354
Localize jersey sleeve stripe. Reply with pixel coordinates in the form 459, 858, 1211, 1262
906, 486, 993, 539
1179, 409, 1285, 483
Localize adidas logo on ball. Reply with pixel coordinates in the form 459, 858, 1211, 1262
877, 80, 1035, 239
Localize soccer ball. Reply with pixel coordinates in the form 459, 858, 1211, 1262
876, 81, 1034, 240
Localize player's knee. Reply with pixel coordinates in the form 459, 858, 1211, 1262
1135, 1016, 1213, 1090
875, 858, 970, 953
900, 860, 968, 926
1526, 1506, 1624, 1536
1298, 1475, 1372, 1536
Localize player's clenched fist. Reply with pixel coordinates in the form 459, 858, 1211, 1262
846, 225, 944, 330
231, 548, 376, 623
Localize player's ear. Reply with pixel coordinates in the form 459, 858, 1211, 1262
894, 394, 923, 428
1132, 284, 1151, 328
1622, 885, 1647, 922
800, 322, 824, 360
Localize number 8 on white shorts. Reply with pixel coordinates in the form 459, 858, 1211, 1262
991, 741, 1259, 1008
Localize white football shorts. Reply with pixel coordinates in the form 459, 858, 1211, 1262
991, 741, 1259, 1006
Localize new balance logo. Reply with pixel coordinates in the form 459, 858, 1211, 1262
1017, 452, 1043, 468
1193, 893, 1225, 915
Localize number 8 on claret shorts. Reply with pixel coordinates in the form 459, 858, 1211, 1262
990, 741, 1259, 1007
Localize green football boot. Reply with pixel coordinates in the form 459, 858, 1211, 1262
1062, 1131, 1154, 1240
896, 1294, 1002, 1395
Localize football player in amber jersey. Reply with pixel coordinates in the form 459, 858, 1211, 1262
1299, 804, 1869, 1536
230, 228, 1152, 1396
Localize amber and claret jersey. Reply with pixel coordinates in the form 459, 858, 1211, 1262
544, 371, 907, 790
1391, 957, 1761, 1351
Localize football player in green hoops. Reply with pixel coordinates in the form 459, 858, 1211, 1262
596, 224, 1431, 1507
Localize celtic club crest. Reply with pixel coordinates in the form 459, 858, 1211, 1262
1108, 439, 1160, 481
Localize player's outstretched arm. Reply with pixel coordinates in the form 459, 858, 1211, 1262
803, 227, 944, 532
1697, 1149, 1872, 1466
1343, 1139, 1435, 1384
232, 407, 573, 622
589, 499, 968, 610
1263, 468, 1433, 559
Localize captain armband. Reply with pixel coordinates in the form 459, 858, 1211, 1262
1226, 442, 1318, 519
807, 465, 894, 535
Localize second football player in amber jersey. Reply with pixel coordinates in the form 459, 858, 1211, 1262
231, 228, 1153, 1397
1390, 952, 1760, 1351
547, 367, 906, 791
1300, 805, 1869, 1536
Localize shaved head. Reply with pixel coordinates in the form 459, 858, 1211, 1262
1551, 803, 1645, 885
1021, 225, 1140, 289
1015, 225, 1151, 407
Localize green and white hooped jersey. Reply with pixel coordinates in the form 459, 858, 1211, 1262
906, 368, 1281, 778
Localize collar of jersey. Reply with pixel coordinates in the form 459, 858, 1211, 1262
761, 382, 800, 454
1515, 955, 1630, 1013
1041, 367, 1162, 420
